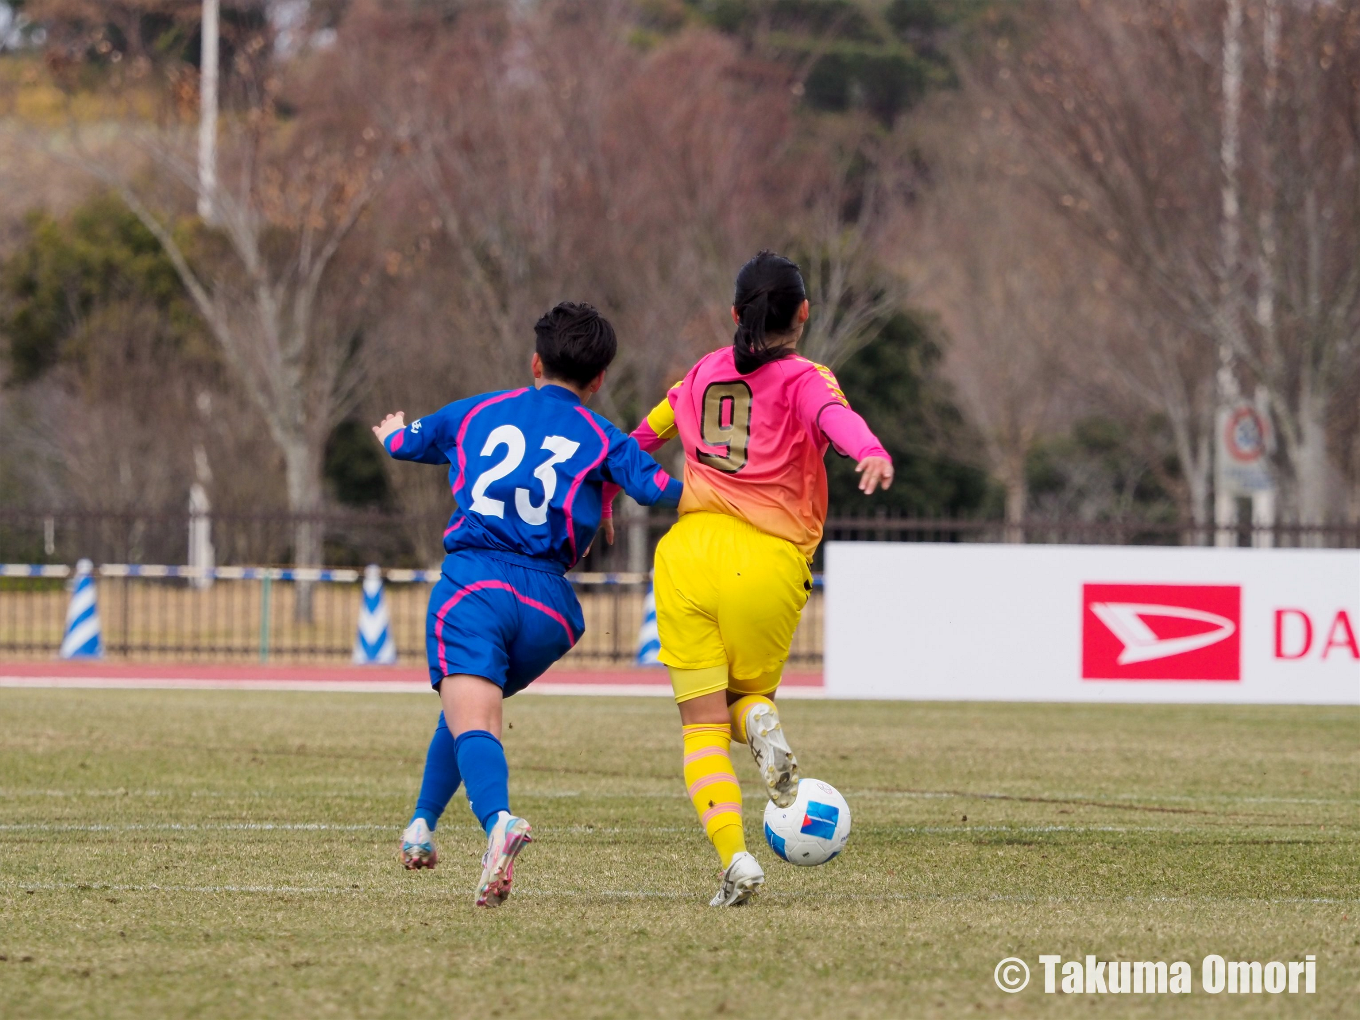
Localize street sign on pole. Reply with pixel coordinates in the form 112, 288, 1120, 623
1216, 402, 1273, 495
1214, 400, 1275, 547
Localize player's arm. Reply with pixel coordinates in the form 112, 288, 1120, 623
630, 386, 680, 453
598, 419, 683, 510
372, 404, 461, 465
792, 362, 894, 494
599, 384, 683, 539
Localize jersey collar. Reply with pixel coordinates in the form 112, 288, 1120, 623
537, 383, 584, 405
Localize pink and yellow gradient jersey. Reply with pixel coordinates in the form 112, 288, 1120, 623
628, 346, 890, 559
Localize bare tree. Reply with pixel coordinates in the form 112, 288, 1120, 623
905, 95, 1087, 539
362, 4, 798, 417
795, 144, 910, 371
1103, 305, 1219, 532
389, 5, 797, 400
9, 4, 401, 613
344, 1, 821, 565
995, 0, 1360, 527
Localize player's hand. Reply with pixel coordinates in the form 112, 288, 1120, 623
856, 455, 893, 494
373, 412, 406, 443
600, 517, 615, 546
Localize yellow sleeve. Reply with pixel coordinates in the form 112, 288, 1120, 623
644, 382, 682, 441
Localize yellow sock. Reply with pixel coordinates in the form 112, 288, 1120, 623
728, 691, 777, 745
681, 723, 745, 867
711, 822, 746, 867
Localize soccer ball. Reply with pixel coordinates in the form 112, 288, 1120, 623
762, 778, 851, 866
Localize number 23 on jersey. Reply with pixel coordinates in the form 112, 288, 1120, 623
469, 424, 580, 526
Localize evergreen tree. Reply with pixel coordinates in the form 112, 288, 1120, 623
825, 313, 988, 516
680, 0, 982, 124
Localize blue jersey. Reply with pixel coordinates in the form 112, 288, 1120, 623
383, 384, 682, 572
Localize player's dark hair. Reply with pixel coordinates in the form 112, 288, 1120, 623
534, 301, 618, 387
732, 250, 807, 374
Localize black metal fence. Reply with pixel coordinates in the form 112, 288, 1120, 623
0, 568, 825, 668
821, 515, 1360, 549
0, 507, 1353, 667
2, 507, 1356, 572
0, 508, 433, 572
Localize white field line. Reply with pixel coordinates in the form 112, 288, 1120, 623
1, 787, 1352, 808
0, 822, 1132, 835
0, 788, 694, 799
0, 676, 824, 698
0, 677, 430, 693
516, 891, 1360, 904
878, 789, 1357, 807
2, 881, 1355, 906
0, 823, 396, 832
3, 881, 357, 895
1106, 793, 1355, 806
0, 797, 635, 807
527, 684, 669, 697
0, 823, 676, 834
806, 790, 1360, 807
2, 822, 1351, 839
523, 683, 824, 698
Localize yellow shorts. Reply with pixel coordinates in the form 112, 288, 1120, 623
653, 511, 813, 703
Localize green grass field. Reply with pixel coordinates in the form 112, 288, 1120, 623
0, 689, 1356, 1019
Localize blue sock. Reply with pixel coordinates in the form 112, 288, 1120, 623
411, 713, 461, 830
453, 729, 510, 833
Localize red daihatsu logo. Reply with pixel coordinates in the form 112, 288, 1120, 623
1082, 584, 1242, 681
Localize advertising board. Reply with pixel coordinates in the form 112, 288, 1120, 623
824, 543, 1359, 704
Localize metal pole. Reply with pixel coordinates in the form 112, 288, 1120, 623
258, 573, 271, 663
623, 498, 648, 575
120, 574, 130, 657
1214, 0, 1243, 548
197, 0, 219, 223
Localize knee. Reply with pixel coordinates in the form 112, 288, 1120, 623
676, 689, 730, 726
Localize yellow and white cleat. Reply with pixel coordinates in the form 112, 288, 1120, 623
745, 702, 800, 808
709, 851, 765, 907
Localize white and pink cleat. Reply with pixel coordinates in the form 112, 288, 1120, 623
475, 812, 533, 908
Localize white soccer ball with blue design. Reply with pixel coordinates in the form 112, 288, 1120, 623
762, 778, 850, 866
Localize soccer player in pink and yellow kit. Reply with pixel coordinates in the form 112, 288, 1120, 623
609, 251, 893, 905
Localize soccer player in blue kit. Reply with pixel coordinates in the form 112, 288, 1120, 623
372, 302, 682, 907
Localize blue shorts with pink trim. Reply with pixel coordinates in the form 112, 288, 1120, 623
425, 549, 584, 694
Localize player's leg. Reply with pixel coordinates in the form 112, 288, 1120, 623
655, 514, 764, 905
718, 521, 812, 808
427, 558, 532, 907
399, 711, 460, 869
444, 561, 583, 908
676, 689, 765, 906
497, 562, 584, 703
728, 676, 799, 809
441, 674, 505, 821
677, 688, 745, 869
439, 673, 531, 908
403, 571, 476, 871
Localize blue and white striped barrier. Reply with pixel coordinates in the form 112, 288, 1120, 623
59, 558, 103, 659
382, 568, 441, 584
2, 563, 436, 584
636, 582, 661, 666
353, 564, 397, 665
97, 564, 363, 582
1, 564, 72, 578
1, 563, 823, 588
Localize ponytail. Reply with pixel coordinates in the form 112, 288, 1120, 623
732, 250, 806, 374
